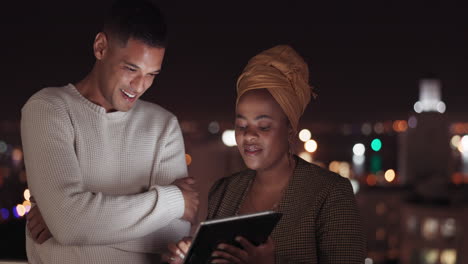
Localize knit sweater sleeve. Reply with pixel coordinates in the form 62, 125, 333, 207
21, 99, 185, 246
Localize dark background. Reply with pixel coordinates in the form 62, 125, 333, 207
2, 1, 468, 123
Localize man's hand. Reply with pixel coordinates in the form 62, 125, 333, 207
172, 177, 199, 224
26, 200, 53, 244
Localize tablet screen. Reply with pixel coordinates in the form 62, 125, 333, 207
183, 211, 282, 264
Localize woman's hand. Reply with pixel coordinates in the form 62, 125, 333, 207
162, 236, 192, 264
210, 236, 275, 264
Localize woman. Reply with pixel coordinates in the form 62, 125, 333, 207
166, 45, 366, 263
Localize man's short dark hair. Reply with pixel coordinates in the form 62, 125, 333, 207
103, 0, 167, 48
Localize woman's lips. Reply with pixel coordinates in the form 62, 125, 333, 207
244, 144, 262, 155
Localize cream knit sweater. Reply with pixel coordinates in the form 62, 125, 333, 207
21, 84, 190, 263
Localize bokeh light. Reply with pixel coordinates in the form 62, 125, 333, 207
222, 130, 237, 147
370, 155, 383, 173
0, 141, 7, 153
371, 138, 382, 152
338, 162, 350, 178
298, 151, 313, 163
0, 208, 9, 220
450, 135, 461, 149
436, 102, 446, 113
23, 201, 32, 213
384, 169, 396, 182
414, 101, 423, 113
366, 174, 377, 186
298, 129, 312, 142
15, 204, 26, 217
361, 123, 372, 136
393, 120, 408, 132
12, 148, 23, 162
459, 135, 468, 153
350, 179, 360, 194
208, 121, 220, 134
24, 189, 31, 201
304, 139, 318, 153
329, 161, 340, 173
352, 154, 365, 165
408, 116, 418, 128
353, 143, 365, 156
373, 123, 384, 134
185, 154, 192, 166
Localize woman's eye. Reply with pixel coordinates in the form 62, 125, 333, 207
235, 125, 246, 130
259, 127, 270, 131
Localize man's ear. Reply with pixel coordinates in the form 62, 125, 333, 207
93, 32, 108, 60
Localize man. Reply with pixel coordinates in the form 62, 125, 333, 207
21, 0, 199, 263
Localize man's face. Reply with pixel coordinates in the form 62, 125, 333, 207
95, 34, 165, 112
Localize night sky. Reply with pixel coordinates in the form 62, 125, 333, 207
2, 1, 468, 123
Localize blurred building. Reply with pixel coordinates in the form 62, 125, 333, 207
355, 79, 468, 264
2, 79, 468, 263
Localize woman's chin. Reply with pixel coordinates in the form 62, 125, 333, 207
242, 157, 259, 170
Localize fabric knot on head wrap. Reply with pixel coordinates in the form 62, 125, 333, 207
236, 45, 314, 134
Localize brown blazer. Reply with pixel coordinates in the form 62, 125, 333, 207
207, 157, 366, 263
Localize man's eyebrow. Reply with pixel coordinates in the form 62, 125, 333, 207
124, 62, 140, 69
124, 61, 161, 74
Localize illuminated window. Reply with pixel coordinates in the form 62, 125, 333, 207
376, 202, 387, 216
420, 249, 439, 264
376, 228, 386, 241
407, 215, 418, 234
388, 234, 398, 248
422, 218, 439, 240
440, 249, 457, 264
441, 218, 456, 239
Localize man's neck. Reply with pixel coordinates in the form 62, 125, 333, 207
74, 66, 113, 112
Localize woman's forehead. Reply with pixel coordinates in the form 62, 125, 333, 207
236, 90, 286, 120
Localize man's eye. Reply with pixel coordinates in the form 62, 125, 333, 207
259, 127, 270, 131
125, 66, 137, 72
235, 125, 246, 130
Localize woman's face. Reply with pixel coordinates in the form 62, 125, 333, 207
235, 89, 291, 172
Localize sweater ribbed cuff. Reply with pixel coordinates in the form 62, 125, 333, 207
152, 185, 185, 220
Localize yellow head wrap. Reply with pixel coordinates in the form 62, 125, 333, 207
236, 45, 313, 134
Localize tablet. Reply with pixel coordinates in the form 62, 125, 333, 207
183, 211, 282, 264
